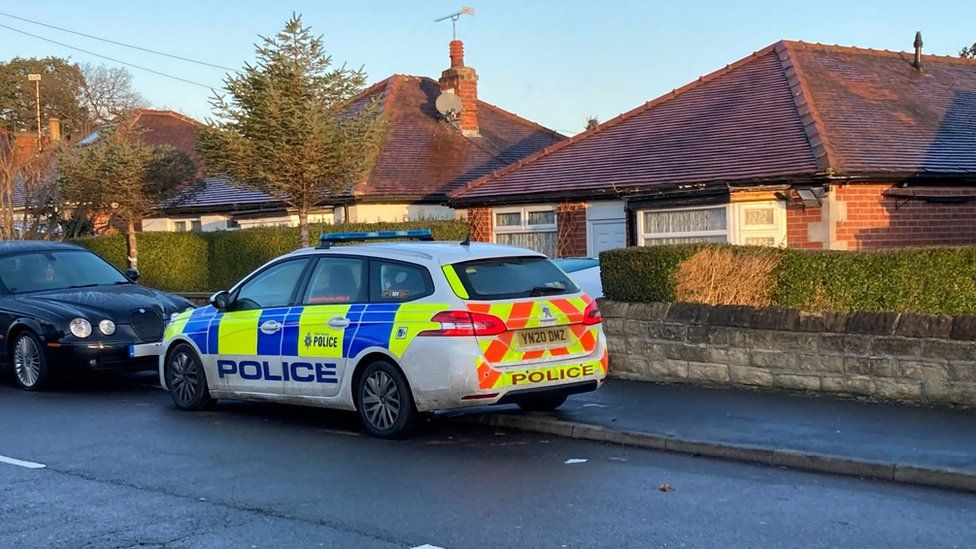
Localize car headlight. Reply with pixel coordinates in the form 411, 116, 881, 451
98, 319, 116, 336
69, 318, 92, 339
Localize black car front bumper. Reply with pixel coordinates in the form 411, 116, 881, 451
43, 340, 159, 377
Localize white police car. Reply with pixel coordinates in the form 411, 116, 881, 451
160, 230, 608, 437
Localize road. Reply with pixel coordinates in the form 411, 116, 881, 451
1, 373, 974, 548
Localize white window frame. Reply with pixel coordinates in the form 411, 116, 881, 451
172, 218, 202, 233
729, 201, 786, 247
637, 204, 729, 246
491, 205, 557, 239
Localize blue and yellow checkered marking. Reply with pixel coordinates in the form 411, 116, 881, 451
173, 303, 449, 359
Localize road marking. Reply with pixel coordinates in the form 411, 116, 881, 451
0, 454, 46, 469
412, 545, 445, 549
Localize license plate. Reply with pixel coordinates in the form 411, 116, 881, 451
516, 326, 571, 349
129, 342, 162, 358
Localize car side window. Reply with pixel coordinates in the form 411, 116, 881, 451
233, 259, 309, 311
370, 260, 433, 303
303, 257, 367, 304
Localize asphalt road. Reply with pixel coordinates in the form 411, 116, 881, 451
1, 373, 975, 548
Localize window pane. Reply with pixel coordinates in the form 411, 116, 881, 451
0, 250, 128, 294
191, 220, 202, 232
527, 210, 555, 225
495, 212, 521, 227
643, 208, 727, 234
495, 231, 557, 257
174, 221, 187, 232
370, 261, 432, 302
235, 259, 309, 310
744, 237, 776, 246
454, 256, 579, 300
744, 208, 775, 226
643, 235, 728, 246
303, 257, 366, 305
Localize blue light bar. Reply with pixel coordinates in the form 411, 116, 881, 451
318, 229, 434, 248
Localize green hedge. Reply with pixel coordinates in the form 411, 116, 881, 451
75, 220, 469, 292
600, 245, 976, 316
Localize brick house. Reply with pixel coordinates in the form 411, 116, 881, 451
451, 39, 976, 257
137, 40, 563, 232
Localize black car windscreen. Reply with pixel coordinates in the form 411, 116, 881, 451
0, 250, 129, 294
452, 256, 580, 300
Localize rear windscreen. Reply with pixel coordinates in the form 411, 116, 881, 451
452, 256, 580, 300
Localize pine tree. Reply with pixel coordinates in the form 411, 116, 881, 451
198, 14, 386, 247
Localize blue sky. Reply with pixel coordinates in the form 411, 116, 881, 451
1, 1, 973, 134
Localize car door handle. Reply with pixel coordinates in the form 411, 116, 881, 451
328, 317, 350, 329
260, 320, 282, 334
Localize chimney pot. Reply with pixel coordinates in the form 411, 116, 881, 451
449, 40, 465, 68
913, 31, 923, 70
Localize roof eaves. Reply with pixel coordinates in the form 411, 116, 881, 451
449, 42, 782, 199
775, 41, 835, 171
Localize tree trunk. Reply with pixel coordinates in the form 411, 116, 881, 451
298, 209, 310, 248
126, 219, 138, 270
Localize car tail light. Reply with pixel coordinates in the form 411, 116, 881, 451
582, 301, 602, 325
419, 310, 507, 337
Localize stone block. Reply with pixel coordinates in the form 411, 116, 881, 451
947, 362, 976, 383
822, 375, 875, 396
874, 379, 922, 401
749, 349, 795, 370
950, 315, 976, 341
604, 318, 626, 336
795, 310, 848, 333
707, 326, 730, 346
772, 373, 821, 391
618, 355, 648, 376
922, 339, 976, 362
647, 322, 686, 341
687, 361, 730, 383
685, 324, 709, 344
630, 302, 671, 321
597, 300, 630, 319
845, 311, 899, 335
647, 359, 688, 379
665, 344, 708, 363
706, 304, 756, 328
895, 360, 949, 382
729, 365, 774, 386
871, 337, 921, 358
607, 334, 628, 354
665, 302, 709, 325
624, 319, 647, 336
819, 334, 872, 356
894, 313, 952, 339
794, 353, 844, 374
845, 356, 898, 378
776, 332, 820, 353
751, 307, 799, 331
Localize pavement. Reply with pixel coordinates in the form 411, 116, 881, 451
460, 379, 976, 493
2, 374, 976, 548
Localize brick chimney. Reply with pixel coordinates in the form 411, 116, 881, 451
438, 40, 479, 136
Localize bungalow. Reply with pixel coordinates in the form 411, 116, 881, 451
450, 38, 976, 257
139, 40, 564, 232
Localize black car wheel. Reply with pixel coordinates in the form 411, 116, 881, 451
355, 360, 418, 438
12, 331, 50, 391
517, 395, 568, 412
165, 343, 214, 411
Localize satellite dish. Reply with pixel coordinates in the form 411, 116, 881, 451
435, 92, 463, 120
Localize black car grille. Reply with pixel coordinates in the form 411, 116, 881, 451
129, 309, 164, 342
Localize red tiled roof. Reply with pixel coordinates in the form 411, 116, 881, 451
453, 40, 976, 204
349, 74, 564, 200
130, 109, 202, 164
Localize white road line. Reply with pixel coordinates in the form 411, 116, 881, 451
411, 545, 445, 549
0, 454, 46, 469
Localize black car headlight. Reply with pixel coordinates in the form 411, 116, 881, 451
98, 319, 116, 336
69, 318, 92, 339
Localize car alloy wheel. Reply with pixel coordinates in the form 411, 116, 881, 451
13, 335, 41, 389
168, 349, 200, 406
362, 370, 401, 431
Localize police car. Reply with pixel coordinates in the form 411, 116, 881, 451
160, 230, 608, 437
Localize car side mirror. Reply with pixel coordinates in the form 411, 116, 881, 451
125, 268, 140, 282
210, 291, 231, 310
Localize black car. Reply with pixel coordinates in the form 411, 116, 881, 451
0, 241, 195, 390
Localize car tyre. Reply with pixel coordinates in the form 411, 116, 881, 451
12, 331, 51, 391
355, 360, 418, 438
165, 343, 215, 411
517, 395, 568, 412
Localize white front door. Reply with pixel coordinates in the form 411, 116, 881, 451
587, 219, 626, 256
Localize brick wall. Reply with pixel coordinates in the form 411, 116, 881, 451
786, 206, 824, 249
467, 207, 492, 242
834, 184, 976, 249
556, 202, 587, 257
601, 299, 976, 408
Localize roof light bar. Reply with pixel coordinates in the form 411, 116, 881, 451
317, 229, 434, 249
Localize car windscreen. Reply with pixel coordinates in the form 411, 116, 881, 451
552, 258, 599, 273
452, 256, 580, 300
0, 250, 129, 294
